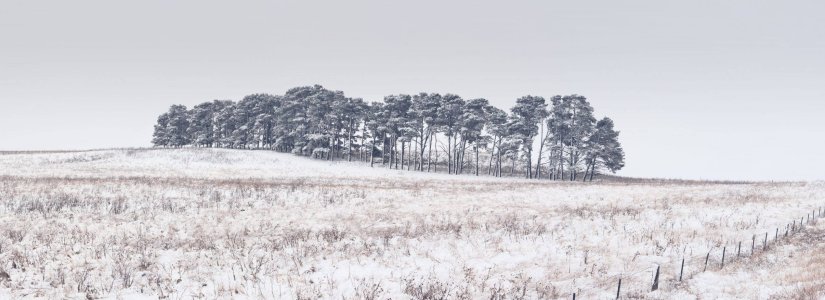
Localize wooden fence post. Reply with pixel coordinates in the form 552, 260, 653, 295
751, 235, 755, 255
763, 232, 768, 250
572, 293, 576, 300
616, 278, 622, 299
704, 252, 710, 272
775, 228, 778, 243
737, 241, 741, 258
652, 265, 660, 291
679, 258, 685, 281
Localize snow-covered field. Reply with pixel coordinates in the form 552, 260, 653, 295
0, 148, 823, 299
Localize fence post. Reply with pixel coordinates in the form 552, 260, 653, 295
763, 232, 768, 250
572, 293, 576, 300
721, 247, 726, 269
679, 258, 685, 281
737, 241, 741, 258
616, 278, 622, 299
704, 252, 710, 272
775, 228, 778, 243
751, 235, 755, 255
652, 265, 660, 291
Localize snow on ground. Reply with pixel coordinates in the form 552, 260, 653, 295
0, 148, 823, 299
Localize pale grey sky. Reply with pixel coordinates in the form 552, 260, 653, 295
1, 0, 824, 181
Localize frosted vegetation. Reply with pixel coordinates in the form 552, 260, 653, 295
0, 149, 823, 299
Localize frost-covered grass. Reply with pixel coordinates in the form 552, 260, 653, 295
0, 148, 823, 299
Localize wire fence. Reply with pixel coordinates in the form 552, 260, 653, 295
569, 205, 825, 299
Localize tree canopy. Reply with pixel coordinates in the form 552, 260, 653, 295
152, 85, 625, 181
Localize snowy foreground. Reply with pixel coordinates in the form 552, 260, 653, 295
0, 149, 824, 299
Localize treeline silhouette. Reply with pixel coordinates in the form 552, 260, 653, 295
152, 85, 624, 180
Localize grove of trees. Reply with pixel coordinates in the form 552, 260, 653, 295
152, 85, 624, 181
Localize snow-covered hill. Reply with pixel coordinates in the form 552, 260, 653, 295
0, 148, 823, 299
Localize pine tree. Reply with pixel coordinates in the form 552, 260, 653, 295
245, 94, 280, 149
584, 117, 625, 181
564, 95, 596, 180
151, 112, 170, 147
214, 102, 237, 148
410, 93, 442, 172
164, 105, 190, 147
509, 96, 548, 178
277, 85, 327, 155
337, 97, 367, 161
364, 101, 385, 167
484, 105, 508, 176
382, 94, 412, 169
188, 101, 231, 148
437, 94, 464, 174
460, 98, 488, 175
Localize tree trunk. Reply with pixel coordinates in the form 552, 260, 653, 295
454, 134, 459, 174
569, 137, 576, 181
496, 150, 502, 177
526, 146, 532, 179
382, 137, 387, 166
388, 137, 393, 168
418, 130, 428, 171
455, 137, 464, 174
412, 139, 417, 171
475, 145, 479, 176
589, 166, 596, 181
434, 142, 438, 173
347, 121, 353, 162
459, 140, 467, 174
370, 136, 376, 167
410, 140, 414, 171
558, 140, 564, 181
487, 137, 496, 175
427, 134, 434, 172
358, 130, 362, 162
394, 137, 399, 169
535, 123, 545, 179
510, 157, 516, 177
447, 134, 452, 174
454, 136, 460, 174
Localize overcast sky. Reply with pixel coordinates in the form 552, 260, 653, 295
1, 0, 824, 181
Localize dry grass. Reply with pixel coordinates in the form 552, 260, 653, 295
0, 149, 822, 299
